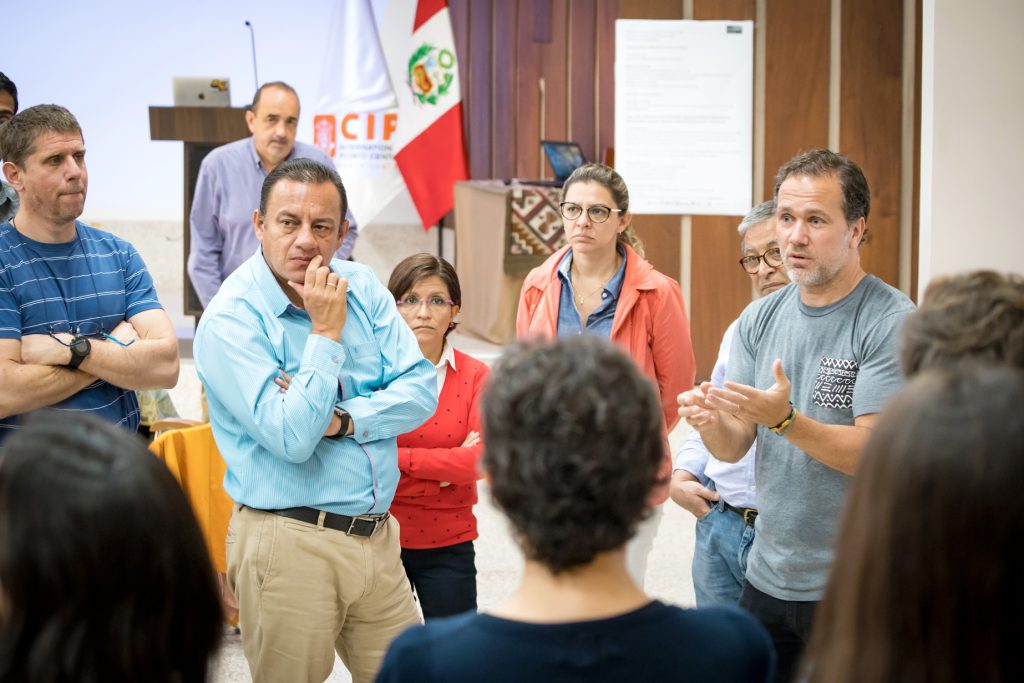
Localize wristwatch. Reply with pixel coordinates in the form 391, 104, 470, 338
67, 335, 92, 370
327, 407, 352, 439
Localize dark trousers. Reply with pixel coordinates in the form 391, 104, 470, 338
400, 540, 477, 620
739, 581, 818, 683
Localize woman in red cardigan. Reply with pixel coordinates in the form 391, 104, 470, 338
516, 163, 696, 587
387, 254, 489, 619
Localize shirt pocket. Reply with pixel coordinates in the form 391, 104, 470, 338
339, 340, 382, 399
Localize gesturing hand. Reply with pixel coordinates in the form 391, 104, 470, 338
677, 382, 719, 429
289, 255, 348, 341
706, 359, 792, 428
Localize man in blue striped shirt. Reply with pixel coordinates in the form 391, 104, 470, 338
0, 105, 179, 442
195, 158, 436, 683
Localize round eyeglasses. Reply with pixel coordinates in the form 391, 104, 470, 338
738, 247, 783, 274
559, 202, 624, 224
395, 295, 455, 310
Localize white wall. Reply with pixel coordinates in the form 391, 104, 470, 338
919, 0, 1024, 287
5, 0, 335, 220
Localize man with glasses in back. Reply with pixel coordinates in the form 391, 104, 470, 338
670, 200, 789, 607
0, 105, 179, 442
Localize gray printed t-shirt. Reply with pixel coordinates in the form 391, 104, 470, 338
727, 275, 914, 601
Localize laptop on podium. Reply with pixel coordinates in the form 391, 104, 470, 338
505, 140, 587, 187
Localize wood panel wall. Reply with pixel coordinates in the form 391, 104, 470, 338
840, 0, 902, 287
449, 0, 913, 380
689, 0, 757, 388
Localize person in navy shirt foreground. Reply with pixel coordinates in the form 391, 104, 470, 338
377, 336, 773, 683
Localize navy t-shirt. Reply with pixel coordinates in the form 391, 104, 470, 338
376, 601, 774, 682
0, 221, 163, 441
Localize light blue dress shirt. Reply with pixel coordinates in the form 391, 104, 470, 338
673, 320, 757, 510
194, 250, 437, 515
555, 245, 627, 339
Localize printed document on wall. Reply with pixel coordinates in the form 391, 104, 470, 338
615, 20, 753, 215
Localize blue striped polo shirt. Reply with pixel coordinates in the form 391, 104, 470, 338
0, 220, 163, 441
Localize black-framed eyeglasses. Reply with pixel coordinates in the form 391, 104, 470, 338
738, 247, 783, 274
395, 295, 455, 310
48, 322, 135, 347
559, 202, 624, 224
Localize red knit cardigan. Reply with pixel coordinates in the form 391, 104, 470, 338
392, 349, 489, 549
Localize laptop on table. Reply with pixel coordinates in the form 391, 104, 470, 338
505, 140, 587, 187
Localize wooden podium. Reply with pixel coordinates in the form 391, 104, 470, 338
149, 106, 250, 318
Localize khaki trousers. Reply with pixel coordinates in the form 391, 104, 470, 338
226, 505, 420, 683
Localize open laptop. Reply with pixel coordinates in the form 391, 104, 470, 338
506, 140, 587, 187
172, 77, 231, 107
542, 140, 587, 184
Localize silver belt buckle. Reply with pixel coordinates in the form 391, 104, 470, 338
347, 512, 388, 536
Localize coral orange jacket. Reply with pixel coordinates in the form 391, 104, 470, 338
516, 245, 696, 503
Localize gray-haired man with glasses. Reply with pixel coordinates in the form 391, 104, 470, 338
0, 105, 178, 442
669, 200, 788, 607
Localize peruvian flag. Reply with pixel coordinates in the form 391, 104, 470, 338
380, 0, 469, 229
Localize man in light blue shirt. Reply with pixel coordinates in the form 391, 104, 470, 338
187, 81, 359, 308
670, 200, 788, 606
195, 158, 436, 683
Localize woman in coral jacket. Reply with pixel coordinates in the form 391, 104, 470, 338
516, 163, 696, 586
388, 254, 489, 620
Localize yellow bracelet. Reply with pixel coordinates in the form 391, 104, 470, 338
770, 403, 797, 436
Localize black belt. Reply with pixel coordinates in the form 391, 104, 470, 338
253, 506, 389, 537
723, 502, 758, 526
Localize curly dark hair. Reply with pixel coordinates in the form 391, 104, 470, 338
902, 270, 1024, 376
0, 413, 223, 682
481, 336, 665, 574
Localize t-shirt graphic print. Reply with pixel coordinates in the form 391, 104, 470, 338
812, 357, 859, 409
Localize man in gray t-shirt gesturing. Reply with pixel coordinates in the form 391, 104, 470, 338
678, 149, 914, 683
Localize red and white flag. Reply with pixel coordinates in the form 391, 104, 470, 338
380, 0, 469, 229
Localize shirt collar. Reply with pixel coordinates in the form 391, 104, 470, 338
556, 244, 628, 301
436, 340, 457, 371
251, 248, 300, 317
247, 136, 298, 173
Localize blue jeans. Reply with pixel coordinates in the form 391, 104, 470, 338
692, 498, 755, 607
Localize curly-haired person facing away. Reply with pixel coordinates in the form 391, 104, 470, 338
0, 412, 222, 683
377, 336, 773, 683
900, 270, 1024, 375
